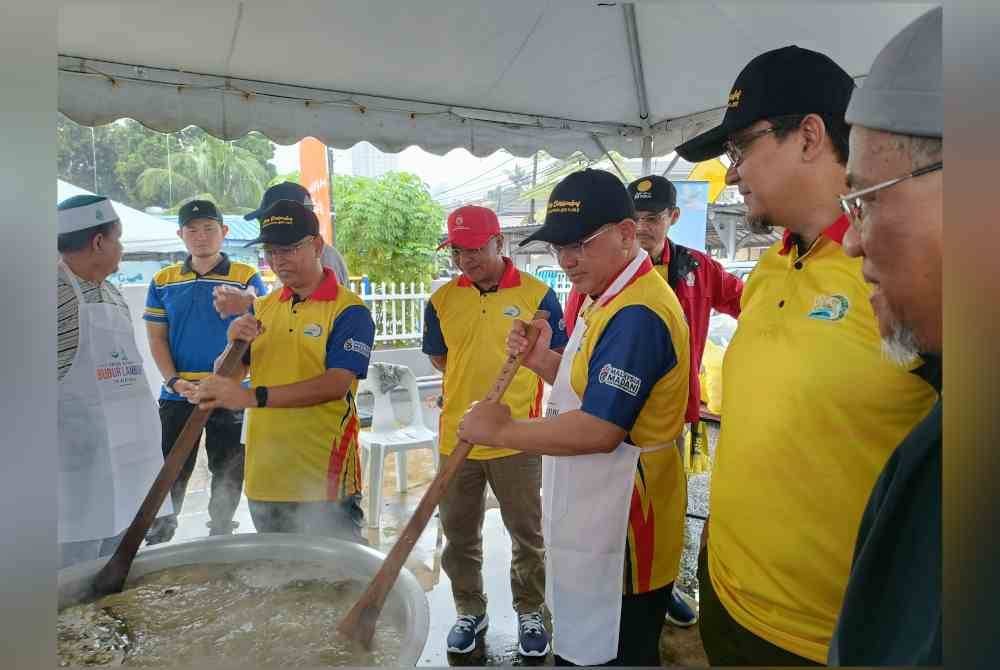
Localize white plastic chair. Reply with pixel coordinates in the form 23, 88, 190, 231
358, 363, 438, 528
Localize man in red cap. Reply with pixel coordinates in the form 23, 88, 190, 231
423, 205, 567, 658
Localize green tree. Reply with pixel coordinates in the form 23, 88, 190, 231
57, 116, 130, 203
136, 135, 270, 211
333, 172, 444, 286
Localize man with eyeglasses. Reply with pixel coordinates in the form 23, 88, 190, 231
829, 7, 943, 666
674, 45, 938, 665
143, 199, 267, 545
423, 205, 567, 658
185, 199, 375, 541
458, 169, 690, 666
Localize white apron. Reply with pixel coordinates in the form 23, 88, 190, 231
58, 263, 170, 543
543, 250, 669, 665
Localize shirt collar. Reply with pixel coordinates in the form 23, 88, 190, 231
913, 353, 943, 394
654, 241, 671, 266
456, 257, 521, 291
778, 214, 851, 256
279, 267, 339, 302
594, 255, 654, 306
182, 252, 231, 277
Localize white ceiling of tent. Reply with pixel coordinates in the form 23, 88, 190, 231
57, 1, 936, 159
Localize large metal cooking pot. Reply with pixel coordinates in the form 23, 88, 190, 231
58, 533, 430, 666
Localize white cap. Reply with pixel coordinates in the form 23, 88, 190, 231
57, 194, 119, 234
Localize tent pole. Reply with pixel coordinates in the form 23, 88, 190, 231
641, 135, 653, 175
591, 134, 628, 182
623, 4, 650, 123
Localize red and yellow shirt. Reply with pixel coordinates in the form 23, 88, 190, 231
244, 269, 375, 502
424, 258, 567, 460
708, 216, 938, 662
567, 258, 690, 594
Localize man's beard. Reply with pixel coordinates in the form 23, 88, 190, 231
747, 213, 773, 235
881, 314, 922, 367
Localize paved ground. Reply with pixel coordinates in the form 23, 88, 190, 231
157, 421, 720, 666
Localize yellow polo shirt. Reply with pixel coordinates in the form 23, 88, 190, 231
244, 269, 375, 502
569, 258, 690, 594
424, 258, 568, 460
708, 216, 938, 662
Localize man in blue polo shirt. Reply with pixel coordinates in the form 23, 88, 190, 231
144, 199, 267, 543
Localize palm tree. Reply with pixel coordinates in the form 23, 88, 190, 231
136, 135, 269, 211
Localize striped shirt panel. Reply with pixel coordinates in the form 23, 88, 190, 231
57, 264, 129, 381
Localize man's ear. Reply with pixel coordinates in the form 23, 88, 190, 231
800, 113, 828, 163
668, 208, 681, 227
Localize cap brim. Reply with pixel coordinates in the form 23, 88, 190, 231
243, 209, 262, 221
518, 224, 588, 248
675, 123, 730, 162
436, 238, 452, 251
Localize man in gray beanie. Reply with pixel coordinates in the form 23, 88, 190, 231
829, 6, 943, 666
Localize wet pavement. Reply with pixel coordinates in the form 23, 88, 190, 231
157, 422, 719, 666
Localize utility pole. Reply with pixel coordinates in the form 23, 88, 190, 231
529, 152, 539, 224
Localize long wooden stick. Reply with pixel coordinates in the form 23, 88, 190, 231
90, 338, 251, 597
337, 312, 547, 648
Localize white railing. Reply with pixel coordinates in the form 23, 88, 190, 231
345, 273, 572, 348
348, 281, 431, 347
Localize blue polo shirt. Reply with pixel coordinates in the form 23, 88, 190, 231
144, 253, 267, 400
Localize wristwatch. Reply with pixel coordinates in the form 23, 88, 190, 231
164, 376, 180, 393
254, 385, 269, 408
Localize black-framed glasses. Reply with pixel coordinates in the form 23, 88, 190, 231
545, 224, 616, 259
723, 114, 806, 167
839, 161, 943, 232
262, 236, 314, 258
450, 235, 498, 260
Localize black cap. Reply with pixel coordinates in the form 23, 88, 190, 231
178, 199, 222, 227
244, 199, 319, 247
244, 182, 314, 221
520, 169, 635, 247
676, 45, 856, 162
627, 175, 677, 213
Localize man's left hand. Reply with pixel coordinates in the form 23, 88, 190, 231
458, 401, 512, 447
183, 375, 253, 411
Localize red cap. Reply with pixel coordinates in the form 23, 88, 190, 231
437, 205, 500, 250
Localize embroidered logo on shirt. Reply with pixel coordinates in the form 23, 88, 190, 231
503, 305, 521, 318
808, 294, 850, 321
685, 271, 696, 287
557, 317, 566, 332
344, 338, 372, 358
303, 323, 323, 337
598, 364, 641, 397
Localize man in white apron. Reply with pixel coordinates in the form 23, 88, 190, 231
57, 195, 170, 568
459, 169, 691, 666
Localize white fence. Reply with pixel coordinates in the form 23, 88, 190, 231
347, 276, 572, 348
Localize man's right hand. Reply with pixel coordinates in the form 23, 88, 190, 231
507, 318, 552, 371
213, 285, 255, 318
227, 314, 262, 344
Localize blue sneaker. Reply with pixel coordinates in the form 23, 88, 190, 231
517, 611, 550, 657
664, 585, 698, 627
446, 613, 488, 654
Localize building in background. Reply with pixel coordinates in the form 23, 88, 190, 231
350, 141, 399, 178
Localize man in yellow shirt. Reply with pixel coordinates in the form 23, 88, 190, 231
187, 200, 374, 541
459, 169, 690, 666
425, 205, 567, 657
675, 46, 938, 665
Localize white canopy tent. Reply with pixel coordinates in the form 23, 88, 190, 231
57, 1, 936, 167
57, 179, 186, 254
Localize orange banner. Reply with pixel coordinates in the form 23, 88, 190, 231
298, 137, 332, 243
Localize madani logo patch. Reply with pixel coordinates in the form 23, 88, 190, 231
344, 338, 372, 358
728, 88, 743, 108
636, 179, 653, 192
303, 323, 323, 338
808, 294, 850, 321
598, 364, 641, 397
503, 305, 521, 318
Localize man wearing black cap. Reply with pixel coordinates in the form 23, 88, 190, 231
245, 181, 349, 283
459, 169, 690, 666
143, 200, 267, 544
186, 200, 375, 540
623, 174, 743, 628
674, 46, 938, 665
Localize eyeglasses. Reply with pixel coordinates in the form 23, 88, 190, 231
635, 212, 672, 227
839, 161, 943, 232
262, 236, 314, 259
450, 236, 497, 260
723, 127, 778, 167
545, 224, 616, 259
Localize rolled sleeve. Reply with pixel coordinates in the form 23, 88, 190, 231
580, 306, 677, 431
142, 279, 168, 323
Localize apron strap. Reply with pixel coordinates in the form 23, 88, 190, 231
58, 259, 86, 304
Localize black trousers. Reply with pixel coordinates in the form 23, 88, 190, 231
554, 583, 671, 667
154, 399, 245, 533
247, 496, 367, 544
698, 548, 821, 666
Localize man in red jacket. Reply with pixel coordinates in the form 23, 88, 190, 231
562, 174, 743, 627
